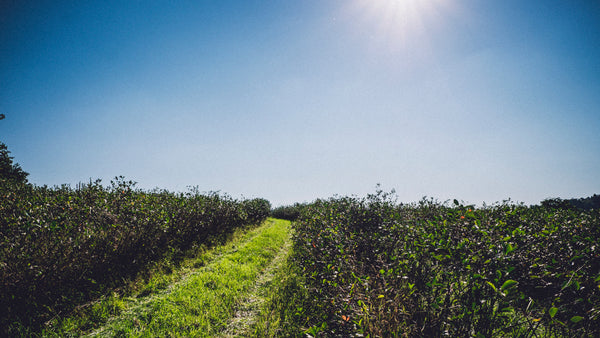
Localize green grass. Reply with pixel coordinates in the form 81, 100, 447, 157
41, 218, 291, 337
249, 247, 311, 338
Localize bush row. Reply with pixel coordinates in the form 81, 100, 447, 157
0, 177, 270, 333
290, 193, 600, 337
270, 203, 306, 221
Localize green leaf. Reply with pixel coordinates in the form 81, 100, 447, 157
549, 307, 558, 318
486, 281, 497, 293
570, 255, 583, 262
495, 270, 502, 282
570, 316, 584, 323
505, 243, 515, 255
561, 280, 572, 291
500, 279, 518, 292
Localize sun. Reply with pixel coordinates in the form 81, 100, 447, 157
349, 0, 453, 53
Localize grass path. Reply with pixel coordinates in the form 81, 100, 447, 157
217, 225, 293, 337
85, 218, 291, 337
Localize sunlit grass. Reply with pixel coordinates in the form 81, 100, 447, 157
250, 247, 311, 338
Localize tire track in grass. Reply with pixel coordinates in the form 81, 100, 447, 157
86, 219, 291, 337
217, 224, 293, 337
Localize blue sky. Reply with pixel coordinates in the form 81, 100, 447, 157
1, 0, 599, 206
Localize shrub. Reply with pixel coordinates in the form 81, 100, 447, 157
0, 141, 29, 184
271, 203, 306, 221
290, 194, 600, 336
0, 177, 270, 334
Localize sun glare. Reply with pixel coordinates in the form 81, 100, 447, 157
349, 0, 454, 54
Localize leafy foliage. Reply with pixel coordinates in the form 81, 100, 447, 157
289, 193, 600, 336
271, 203, 306, 221
242, 198, 272, 225
542, 195, 600, 211
0, 141, 29, 184
0, 177, 269, 335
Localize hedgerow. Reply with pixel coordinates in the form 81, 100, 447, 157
290, 192, 600, 337
271, 203, 306, 221
0, 177, 270, 335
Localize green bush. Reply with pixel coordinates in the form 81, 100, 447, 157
290, 193, 600, 336
243, 198, 272, 225
0, 177, 269, 334
0, 141, 29, 184
271, 203, 305, 221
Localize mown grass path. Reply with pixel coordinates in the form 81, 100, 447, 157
86, 218, 291, 337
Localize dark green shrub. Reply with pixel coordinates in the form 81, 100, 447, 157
0, 177, 270, 334
0, 141, 28, 184
243, 198, 272, 225
289, 194, 600, 337
271, 203, 306, 221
